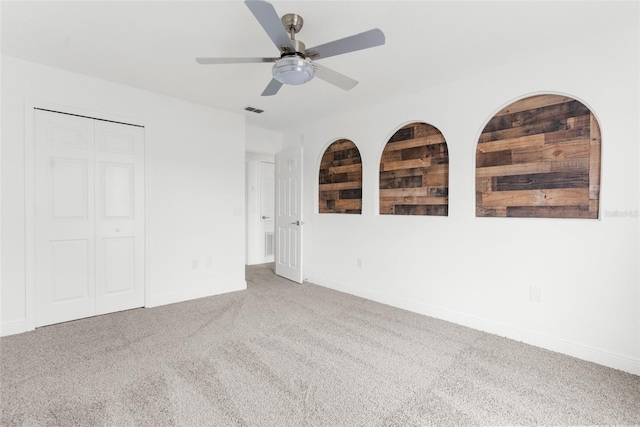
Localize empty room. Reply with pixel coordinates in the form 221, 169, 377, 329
1, 0, 639, 425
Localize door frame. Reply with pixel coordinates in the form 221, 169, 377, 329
24, 100, 148, 331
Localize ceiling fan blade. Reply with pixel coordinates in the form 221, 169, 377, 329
313, 63, 358, 91
305, 28, 385, 60
261, 78, 283, 96
196, 57, 277, 65
245, 0, 295, 52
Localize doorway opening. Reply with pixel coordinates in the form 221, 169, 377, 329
245, 151, 275, 265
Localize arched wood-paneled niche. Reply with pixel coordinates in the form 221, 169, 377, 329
379, 122, 449, 215
476, 94, 601, 219
318, 139, 363, 214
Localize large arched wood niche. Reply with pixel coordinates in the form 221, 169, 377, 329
476, 94, 601, 219
379, 122, 449, 215
318, 139, 362, 214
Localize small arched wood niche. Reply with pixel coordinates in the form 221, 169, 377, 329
476, 94, 601, 219
379, 122, 449, 216
318, 139, 362, 214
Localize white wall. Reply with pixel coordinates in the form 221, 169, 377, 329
283, 21, 640, 373
246, 125, 283, 154
1, 56, 247, 335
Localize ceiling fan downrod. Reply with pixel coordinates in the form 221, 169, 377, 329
281, 13, 305, 55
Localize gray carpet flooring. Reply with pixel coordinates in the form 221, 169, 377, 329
1, 263, 639, 426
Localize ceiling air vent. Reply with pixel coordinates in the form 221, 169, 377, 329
244, 106, 264, 114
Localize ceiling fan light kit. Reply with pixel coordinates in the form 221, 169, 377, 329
196, 0, 385, 96
272, 56, 315, 85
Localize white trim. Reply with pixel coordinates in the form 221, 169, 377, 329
305, 273, 640, 376
24, 102, 36, 331
23, 99, 148, 332
146, 280, 247, 308
0, 320, 28, 337
143, 125, 150, 308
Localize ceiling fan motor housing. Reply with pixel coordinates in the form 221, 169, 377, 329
286, 39, 306, 55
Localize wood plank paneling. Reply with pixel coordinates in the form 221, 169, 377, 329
481, 188, 589, 207
495, 170, 589, 191
384, 135, 447, 151
589, 114, 602, 201
483, 100, 591, 133
319, 139, 362, 214
476, 95, 601, 219
477, 134, 546, 154
380, 123, 449, 216
493, 94, 576, 116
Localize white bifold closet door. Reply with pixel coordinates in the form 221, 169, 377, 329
34, 110, 145, 327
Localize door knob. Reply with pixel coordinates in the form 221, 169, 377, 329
115, 228, 121, 232
262, 216, 270, 219
290, 220, 304, 226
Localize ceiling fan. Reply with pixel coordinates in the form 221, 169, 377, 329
196, 0, 385, 96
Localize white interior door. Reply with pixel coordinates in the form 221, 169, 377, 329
35, 110, 144, 327
275, 147, 303, 283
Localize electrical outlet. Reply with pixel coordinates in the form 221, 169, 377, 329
357, 258, 363, 269
206, 256, 213, 267
192, 259, 200, 269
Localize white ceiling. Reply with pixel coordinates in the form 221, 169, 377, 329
1, 1, 632, 132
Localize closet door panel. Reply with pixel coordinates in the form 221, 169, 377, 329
35, 110, 96, 327
95, 120, 145, 315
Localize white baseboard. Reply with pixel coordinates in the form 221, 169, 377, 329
305, 273, 640, 376
1, 281, 248, 337
146, 279, 247, 308
0, 319, 28, 337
